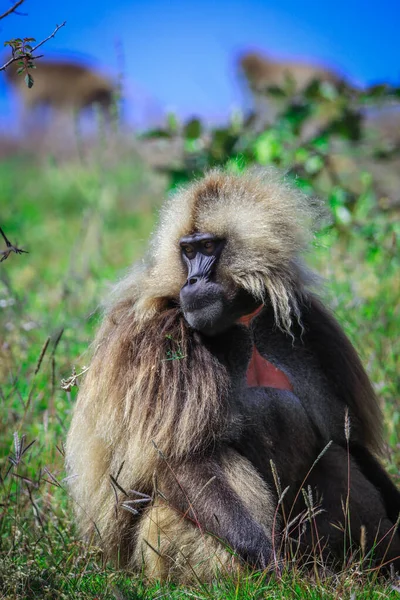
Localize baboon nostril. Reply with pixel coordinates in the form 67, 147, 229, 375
188, 277, 198, 285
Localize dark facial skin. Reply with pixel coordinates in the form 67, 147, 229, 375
179, 233, 259, 335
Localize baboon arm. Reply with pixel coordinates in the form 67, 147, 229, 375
158, 453, 275, 569
236, 388, 321, 493
252, 300, 382, 450
304, 444, 400, 570
350, 443, 400, 525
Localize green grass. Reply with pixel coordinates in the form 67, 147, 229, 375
0, 154, 399, 599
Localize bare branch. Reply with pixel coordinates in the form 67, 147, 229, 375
0, 0, 25, 22
29, 20, 66, 54
0, 21, 66, 72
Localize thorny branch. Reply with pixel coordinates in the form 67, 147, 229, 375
0, 21, 66, 72
0, 226, 28, 262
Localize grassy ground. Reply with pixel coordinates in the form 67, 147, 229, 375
0, 152, 399, 599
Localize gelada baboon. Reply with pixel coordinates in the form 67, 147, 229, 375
66, 169, 400, 582
5, 59, 116, 125
238, 51, 345, 127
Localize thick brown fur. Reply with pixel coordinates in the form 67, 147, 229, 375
115, 168, 319, 331
67, 297, 277, 578
67, 306, 230, 554
66, 168, 395, 581
111, 168, 381, 451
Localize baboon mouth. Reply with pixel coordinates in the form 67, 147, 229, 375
183, 300, 226, 334
184, 301, 211, 312
184, 300, 222, 314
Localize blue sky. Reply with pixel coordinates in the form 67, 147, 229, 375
1, 0, 399, 128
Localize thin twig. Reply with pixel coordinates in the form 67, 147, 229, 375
0, 0, 25, 21
0, 225, 28, 262
0, 21, 66, 72
29, 21, 66, 55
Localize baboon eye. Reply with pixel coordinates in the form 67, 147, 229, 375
182, 244, 195, 258
201, 240, 215, 254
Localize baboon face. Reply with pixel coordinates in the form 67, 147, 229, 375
179, 232, 258, 335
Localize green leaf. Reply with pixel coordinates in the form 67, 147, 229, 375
265, 85, 287, 98
291, 176, 314, 194
139, 128, 171, 139
311, 134, 330, 152
294, 148, 310, 163
183, 118, 202, 140
166, 112, 179, 133
333, 205, 352, 226
254, 131, 282, 164
304, 154, 324, 175
183, 138, 200, 152
329, 187, 348, 208
365, 84, 391, 98
226, 156, 248, 173
319, 81, 338, 101
25, 73, 34, 88
280, 103, 312, 132
304, 79, 323, 99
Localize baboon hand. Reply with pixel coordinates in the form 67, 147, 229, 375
230, 527, 273, 571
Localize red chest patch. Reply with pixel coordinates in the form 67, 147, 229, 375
238, 307, 293, 391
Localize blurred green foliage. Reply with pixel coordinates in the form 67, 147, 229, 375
143, 79, 400, 220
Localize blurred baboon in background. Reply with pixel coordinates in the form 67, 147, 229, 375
238, 52, 400, 207
238, 51, 346, 128
5, 59, 117, 133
